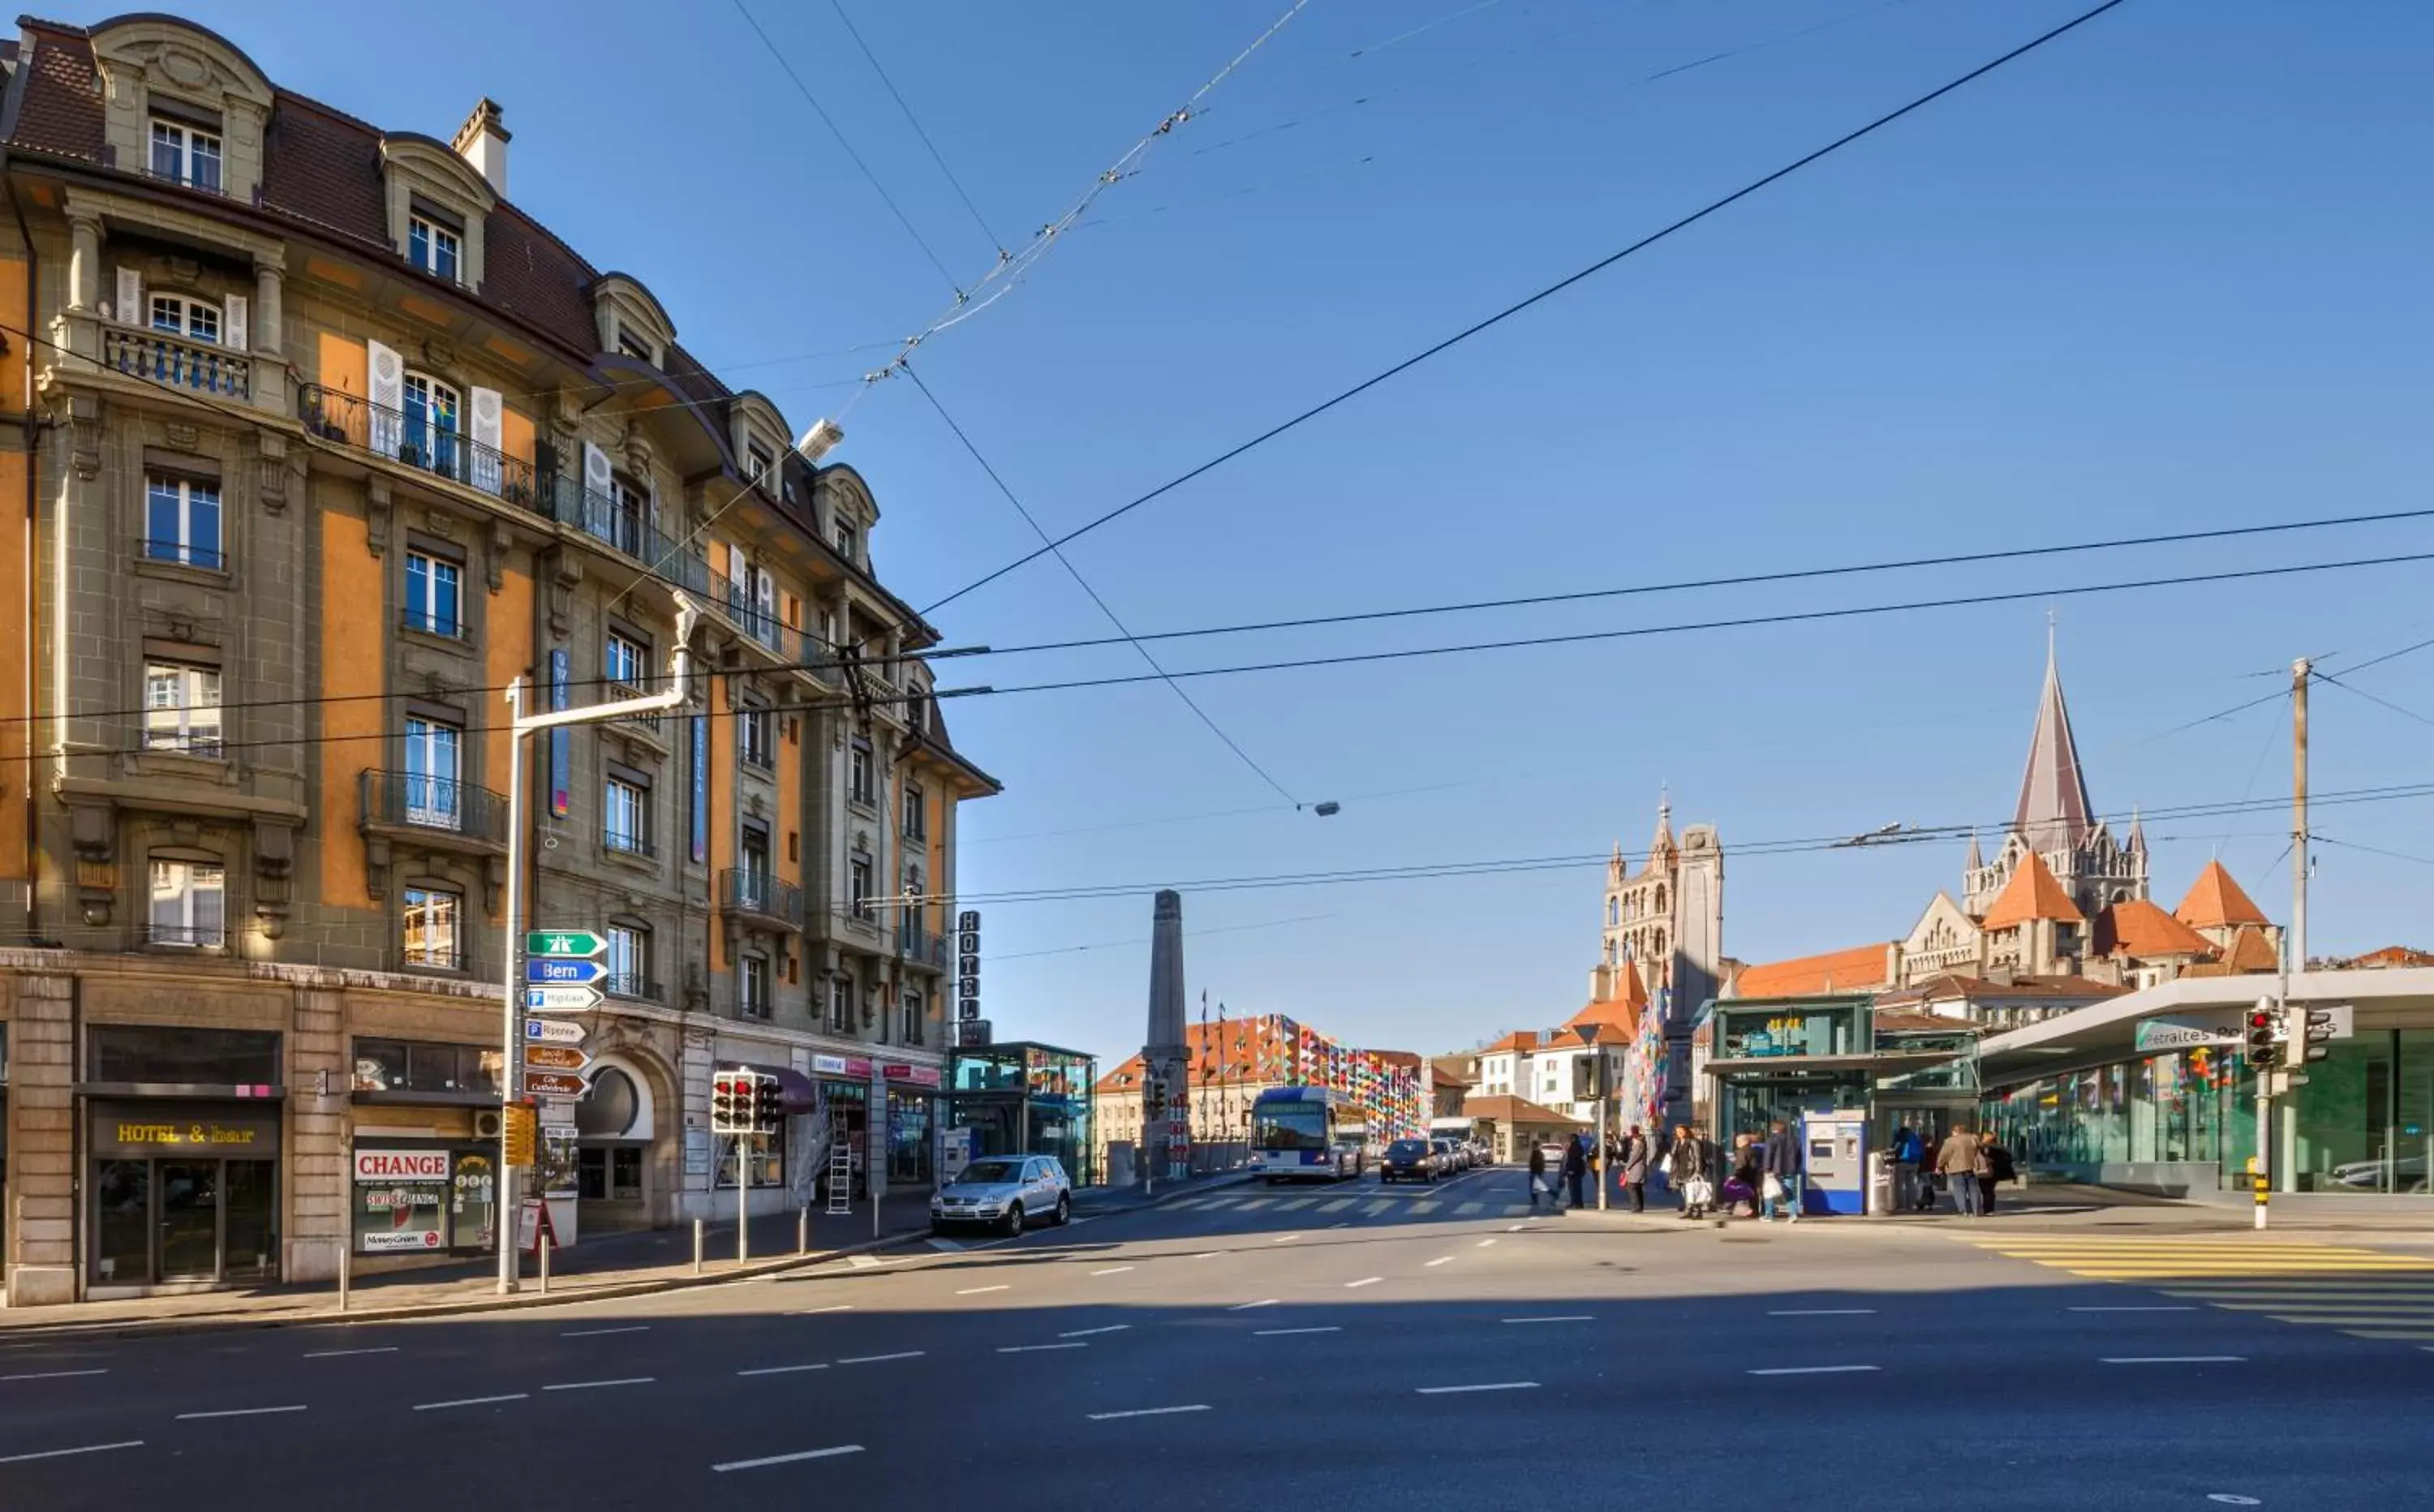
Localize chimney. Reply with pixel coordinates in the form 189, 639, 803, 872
451, 97, 511, 197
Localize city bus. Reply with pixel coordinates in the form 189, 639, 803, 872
1251, 1086, 1363, 1183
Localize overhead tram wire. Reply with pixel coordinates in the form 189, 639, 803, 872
902, 359, 1304, 806
2313, 670, 2434, 730
729, 0, 966, 294
825, 0, 1005, 256
914, 0, 2135, 620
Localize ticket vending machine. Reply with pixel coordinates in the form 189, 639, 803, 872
1801, 1111, 1868, 1216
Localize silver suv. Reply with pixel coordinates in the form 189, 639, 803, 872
931, 1153, 1073, 1236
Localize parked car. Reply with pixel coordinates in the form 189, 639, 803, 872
931, 1153, 1071, 1235
1431, 1138, 1464, 1174
1380, 1137, 1438, 1183
1466, 1139, 1494, 1167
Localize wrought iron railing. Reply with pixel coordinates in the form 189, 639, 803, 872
542, 475, 712, 594
302, 384, 539, 505
400, 940, 469, 973
897, 926, 949, 970
140, 536, 226, 571
720, 867, 804, 929
106, 324, 249, 399
358, 769, 509, 845
604, 825, 656, 860
399, 607, 467, 640
141, 921, 227, 950
604, 973, 662, 1002
707, 566, 790, 655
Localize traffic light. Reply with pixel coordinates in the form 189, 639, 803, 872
752, 1072, 785, 1133
712, 1070, 751, 1134
1572, 1057, 1606, 1102
2302, 1007, 2339, 1063
2246, 1004, 2283, 1071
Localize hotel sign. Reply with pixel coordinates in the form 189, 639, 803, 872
92, 1109, 278, 1157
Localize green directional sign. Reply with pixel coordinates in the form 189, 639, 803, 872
526, 930, 608, 959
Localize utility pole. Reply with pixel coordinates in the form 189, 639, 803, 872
2283, 655, 2311, 1196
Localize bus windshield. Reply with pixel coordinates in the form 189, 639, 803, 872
1253, 1100, 1330, 1151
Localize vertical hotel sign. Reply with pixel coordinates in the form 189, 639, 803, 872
548, 648, 571, 818
689, 712, 708, 864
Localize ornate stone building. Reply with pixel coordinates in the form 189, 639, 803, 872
1587, 795, 1722, 1124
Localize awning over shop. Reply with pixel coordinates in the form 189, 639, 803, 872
1705, 1050, 1958, 1077
730, 1063, 820, 1115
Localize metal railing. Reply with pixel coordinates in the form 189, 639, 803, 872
106, 323, 249, 399
399, 607, 467, 640
605, 683, 663, 735
544, 475, 712, 595
140, 727, 224, 758
302, 384, 539, 505
358, 769, 510, 845
604, 973, 661, 1002
604, 826, 656, 860
719, 868, 804, 929
897, 926, 949, 970
141, 921, 227, 950
707, 566, 790, 655
140, 537, 226, 571
143, 162, 226, 196
400, 941, 469, 973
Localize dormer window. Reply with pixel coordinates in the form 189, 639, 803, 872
746, 443, 775, 488
834, 517, 859, 565
615, 324, 658, 365
149, 118, 221, 193
410, 212, 463, 284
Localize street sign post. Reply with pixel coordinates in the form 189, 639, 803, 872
524, 1018, 587, 1045
527, 930, 608, 958
523, 1070, 589, 1098
523, 1045, 590, 1073
525, 986, 604, 1012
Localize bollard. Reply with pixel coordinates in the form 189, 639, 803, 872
693, 1217, 705, 1275
798, 1203, 810, 1256
337, 1239, 350, 1313
538, 1233, 551, 1295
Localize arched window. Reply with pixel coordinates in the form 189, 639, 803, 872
1654, 885, 1669, 915
1606, 896, 1619, 928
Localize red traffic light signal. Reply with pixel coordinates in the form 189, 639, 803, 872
2247, 1007, 2283, 1070
712, 1070, 753, 1134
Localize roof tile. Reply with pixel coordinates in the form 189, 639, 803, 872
1731, 943, 1894, 999
1979, 849, 2084, 930
2175, 860, 2271, 930
2092, 899, 2216, 960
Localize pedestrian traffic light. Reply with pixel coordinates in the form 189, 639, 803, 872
2302, 1007, 2339, 1063
752, 1072, 785, 1133
712, 1070, 752, 1134
2247, 1005, 2283, 1070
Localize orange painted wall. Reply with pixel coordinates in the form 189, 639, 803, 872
500, 406, 535, 471
319, 505, 381, 908
777, 707, 801, 891
483, 566, 532, 920
0, 252, 28, 882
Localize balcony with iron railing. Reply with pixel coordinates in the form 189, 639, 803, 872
719, 867, 804, 930
140, 921, 228, 951
303, 384, 539, 506
545, 475, 711, 595
106, 321, 249, 400
707, 567, 793, 658
358, 770, 509, 854
897, 924, 950, 972
604, 973, 663, 1003
604, 823, 657, 861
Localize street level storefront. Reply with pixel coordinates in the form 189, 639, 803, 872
884, 1063, 944, 1188
949, 1042, 1097, 1186
350, 1033, 505, 1265
1702, 996, 1972, 1149
85, 1024, 285, 1295
1976, 967, 2434, 1197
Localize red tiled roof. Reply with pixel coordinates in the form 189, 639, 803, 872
1980, 849, 2085, 930
2176, 861, 2271, 930
1567, 960, 1648, 1034
9, 24, 104, 162
1879, 973, 2129, 1009
2340, 945, 2434, 969
1460, 1094, 1584, 1128
1732, 943, 1893, 999
1479, 1030, 1538, 1056
2092, 900, 2216, 960
2221, 924, 2279, 973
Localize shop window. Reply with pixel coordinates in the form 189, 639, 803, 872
714, 1124, 785, 1188
578, 1145, 645, 1201
351, 1037, 503, 1095
88, 1025, 280, 1085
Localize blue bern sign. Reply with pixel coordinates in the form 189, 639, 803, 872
526, 957, 606, 986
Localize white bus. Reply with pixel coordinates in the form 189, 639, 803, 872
1251, 1086, 1362, 1183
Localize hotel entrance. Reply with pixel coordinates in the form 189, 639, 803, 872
88, 1102, 281, 1291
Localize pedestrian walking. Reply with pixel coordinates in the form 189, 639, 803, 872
1667, 1124, 1713, 1218
1761, 1119, 1804, 1222
1979, 1130, 2016, 1215
1562, 1132, 1589, 1209
1937, 1123, 1984, 1218
1526, 1141, 1550, 1209
1728, 1132, 1762, 1219
1621, 1125, 1652, 1213
1890, 1123, 1924, 1213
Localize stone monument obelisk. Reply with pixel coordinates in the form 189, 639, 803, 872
1140, 890, 1189, 1185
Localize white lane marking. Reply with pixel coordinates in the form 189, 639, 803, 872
1344, 1277, 1383, 1289
1417, 1381, 1538, 1395
1477, 1239, 1498, 1248
176, 1405, 308, 1420
847, 1256, 882, 1269
1768, 1309, 1877, 1317
836, 1351, 925, 1365
542, 1378, 655, 1392
926, 1238, 965, 1252
1229, 1299, 1279, 1311
303, 1347, 398, 1359
2069, 1306, 2198, 1313
1425, 1257, 1454, 1268
1255, 1327, 1343, 1337
1503, 1315, 1591, 1325
561, 1325, 649, 1338
1318, 1198, 1356, 1213
1236, 1198, 1276, 1211
0, 1368, 109, 1381
735, 1364, 831, 1377
1456, 1202, 1485, 1215
712, 1445, 865, 1472
0, 1440, 144, 1466
1748, 1365, 1879, 1377
1088, 1404, 1211, 1421
1061, 1325, 1131, 1338
1408, 1201, 1440, 1214
1192, 1251, 1225, 1261
1090, 1266, 1136, 1276
1364, 1201, 1394, 1215
1505, 1223, 1529, 1232
999, 1343, 1089, 1354
956, 1285, 1010, 1295
413, 1394, 527, 1411
795, 1304, 854, 1315
1278, 1198, 1317, 1211
1271, 1234, 1302, 1244
2101, 1355, 2246, 1365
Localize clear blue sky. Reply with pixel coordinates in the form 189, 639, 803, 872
136, 0, 2434, 1065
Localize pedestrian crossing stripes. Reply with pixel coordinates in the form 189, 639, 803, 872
1959, 1233, 2434, 1346
1173, 1190, 1551, 1219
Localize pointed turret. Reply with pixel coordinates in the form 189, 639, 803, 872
2012, 638, 2094, 853
2127, 807, 2146, 853
1608, 841, 1626, 886
1650, 790, 1676, 860
1965, 827, 1984, 872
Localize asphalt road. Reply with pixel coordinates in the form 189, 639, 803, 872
2, 1165, 2423, 1510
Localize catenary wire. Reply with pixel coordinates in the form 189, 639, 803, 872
2312, 670, 2434, 730
913, 0, 2132, 619
826, 0, 1004, 256
903, 359, 1302, 805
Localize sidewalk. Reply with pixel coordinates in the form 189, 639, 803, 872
0, 1168, 1258, 1339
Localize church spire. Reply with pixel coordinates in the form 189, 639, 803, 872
2012, 633, 2093, 854
1650, 785, 1675, 857
2127, 807, 2146, 852
1965, 827, 1983, 871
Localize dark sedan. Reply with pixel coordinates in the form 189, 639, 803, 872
1378, 1136, 1438, 1183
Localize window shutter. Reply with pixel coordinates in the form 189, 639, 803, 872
755, 568, 776, 646
115, 266, 142, 324
725, 543, 746, 607
581, 440, 613, 503
366, 338, 404, 457
222, 292, 248, 352
468, 387, 504, 494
